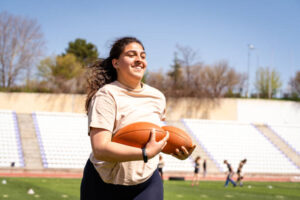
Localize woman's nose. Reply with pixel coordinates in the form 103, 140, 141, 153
135, 55, 142, 61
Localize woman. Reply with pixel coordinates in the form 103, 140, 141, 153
157, 154, 165, 180
223, 160, 236, 187
191, 156, 201, 186
202, 159, 207, 178
81, 37, 195, 200
236, 159, 247, 186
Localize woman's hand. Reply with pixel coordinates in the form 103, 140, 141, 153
171, 145, 196, 160
145, 129, 169, 159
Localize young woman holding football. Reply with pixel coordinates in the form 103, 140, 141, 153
81, 36, 195, 200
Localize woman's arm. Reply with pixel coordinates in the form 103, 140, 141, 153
90, 127, 169, 162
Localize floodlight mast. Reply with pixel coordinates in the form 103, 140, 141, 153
246, 44, 255, 98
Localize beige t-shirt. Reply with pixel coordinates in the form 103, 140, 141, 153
88, 81, 166, 185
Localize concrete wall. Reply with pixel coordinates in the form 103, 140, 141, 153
0, 92, 86, 113
1, 92, 300, 124
0, 92, 237, 120
237, 99, 300, 124
166, 98, 237, 121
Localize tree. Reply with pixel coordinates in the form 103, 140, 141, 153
64, 38, 99, 66
0, 11, 44, 88
38, 54, 83, 93
168, 52, 183, 89
145, 70, 169, 95
176, 44, 197, 86
201, 61, 243, 97
289, 71, 300, 97
254, 67, 282, 98
147, 60, 243, 98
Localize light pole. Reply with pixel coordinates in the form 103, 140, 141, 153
246, 44, 255, 98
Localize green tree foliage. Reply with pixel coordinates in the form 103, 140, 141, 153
289, 71, 300, 97
38, 54, 82, 80
142, 70, 148, 83
254, 67, 282, 98
64, 38, 99, 66
38, 54, 83, 93
54, 54, 82, 79
168, 53, 183, 89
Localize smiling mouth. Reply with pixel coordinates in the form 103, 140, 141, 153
132, 65, 144, 70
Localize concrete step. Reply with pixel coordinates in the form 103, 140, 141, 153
165, 120, 221, 173
16, 113, 44, 169
254, 124, 300, 168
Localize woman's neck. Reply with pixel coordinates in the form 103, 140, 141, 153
117, 78, 142, 90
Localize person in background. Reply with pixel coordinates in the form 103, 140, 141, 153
157, 154, 165, 180
191, 156, 201, 186
10, 161, 15, 173
236, 159, 247, 186
223, 160, 236, 187
203, 159, 207, 178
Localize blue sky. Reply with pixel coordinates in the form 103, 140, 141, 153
1, 0, 299, 94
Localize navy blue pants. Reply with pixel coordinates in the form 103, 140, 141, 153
80, 159, 164, 200
224, 174, 236, 187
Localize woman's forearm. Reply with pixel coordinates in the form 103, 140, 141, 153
90, 128, 145, 162
90, 127, 168, 162
93, 140, 144, 162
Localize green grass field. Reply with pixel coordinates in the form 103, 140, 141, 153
0, 177, 299, 200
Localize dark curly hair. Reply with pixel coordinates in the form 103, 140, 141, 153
85, 37, 145, 112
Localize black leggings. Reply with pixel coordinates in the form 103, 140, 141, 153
80, 159, 164, 200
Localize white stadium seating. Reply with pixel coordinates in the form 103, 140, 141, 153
182, 119, 300, 174
32, 114, 194, 171
0, 110, 24, 167
159, 121, 195, 172
33, 112, 91, 168
160, 154, 195, 173
268, 124, 300, 155
17, 111, 300, 174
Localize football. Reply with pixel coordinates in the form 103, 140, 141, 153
112, 122, 166, 148
162, 126, 194, 154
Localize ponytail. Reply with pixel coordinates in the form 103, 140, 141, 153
85, 58, 117, 112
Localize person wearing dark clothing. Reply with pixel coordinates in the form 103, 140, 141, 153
236, 159, 247, 186
157, 154, 165, 180
223, 160, 236, 187
191, 156, 201, 186
203, 159, 207, 178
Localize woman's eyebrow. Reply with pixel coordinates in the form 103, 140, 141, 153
125, 50, 146, 54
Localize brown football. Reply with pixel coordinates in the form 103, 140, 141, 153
112, 122, 166, 148
162, 126, 194, 154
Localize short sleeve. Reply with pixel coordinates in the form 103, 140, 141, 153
160, 94, 167, 121
161, 108, 166, 121
88, 89, 116, 133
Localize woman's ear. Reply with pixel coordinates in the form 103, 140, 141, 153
112, 59, 118, 69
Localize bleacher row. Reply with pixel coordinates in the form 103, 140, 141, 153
0, 110, 24, 167
0, 110, 299, 174
183, 119, 300, 174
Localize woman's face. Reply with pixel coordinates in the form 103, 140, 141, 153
113, 42, 147, 88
